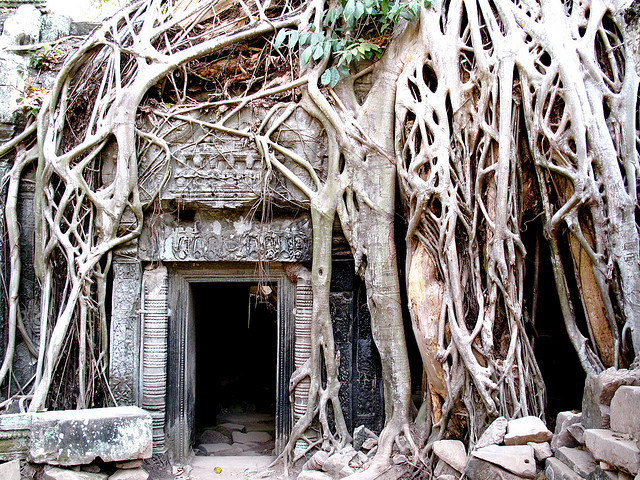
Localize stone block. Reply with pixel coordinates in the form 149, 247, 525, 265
297, 472, 333, 480
1, 5, 41, 45
39, 14, 71, 43
611, 386, 640, 435
70, 22, 99, 36
353, 425, 377, 451
433, 439, 466, 473
0, 413, 31, 461
0, 459, 20, 480
108, 468, 149, 480
583, 369, 640, 430
568, 423, 586, 445
556, 446, 598, 477
472, 444, 536, 478
475, 416, 508, 449
545, 457, 584, 480
434, 459, 459, 477
465, 456, 527, 480
42, 466, 109, 480
115, 460, 143, 470
231, 431, 272, 444
587, 466, 618, 480
504, 416, 552, 446
585, 429, 640, 474
29, 407, 152, 466
528, 442, 553, 462
553, 411, 582, 451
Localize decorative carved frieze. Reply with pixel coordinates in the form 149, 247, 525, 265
139, 213, 312, 263
141, 266, 169, 453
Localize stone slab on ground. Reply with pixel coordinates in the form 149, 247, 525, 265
475, 416, 508, 449
108, 468, 149, 480
465, 456, 527, 480
189, 455, 281, 480
297, 472, 333, 480
433, 439, 466, 473
198, 430, 232, 445
29, 406, 152, 466
0, 459, 20, 480
545, 457, 584, 480
583, 369, 640, 429
611, 386, 640, 435
553, 411, 582, 451
472, 444, 536, 478
556, 446, 598, 477
585, 429, 640, 474
568, 423, 586, 445
216, 413, 273, 424
528, 442, 553, 462
42, 466, 109, 480
231, 431, 272, 444
199, 443, 244, 456
587, 466, 618, 480
115, 460, 144, 470
505, 416, 552, 446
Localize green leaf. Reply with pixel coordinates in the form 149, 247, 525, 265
274, 29, 288, 49
354, 0, 365, 19
313, 44, 325, 60
311, 32, 324, 46
320, 69, 333, 85
299, 31, 311, 45
338, 64, 350, 77
288, 31, 299, 48
330, 67, 341, 87
344, 0, 356, 20
302, 46, 314, 64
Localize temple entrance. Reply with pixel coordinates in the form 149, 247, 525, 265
192, 282, 278, 456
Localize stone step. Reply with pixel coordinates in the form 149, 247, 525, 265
555, 446, 598, 478
610, 386, 640, 436
215, 413, 274, 424
584, 429, 640, 475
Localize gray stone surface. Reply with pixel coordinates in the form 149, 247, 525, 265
556, 446, 598, 477
1, 5, 41, 45
107, 468, 149, 480
39, 14, 71, 43
545, 457, 584, 480
433, 439, 466, 472
70, 22, 99, 36
568, 423, 586, 445
611, 386, 640, 435
114, 460, 144, 470
353, 425, 377, 451
583, 369, 640, 430
434, 459, 459, 478
29, 407, 152, 466
465, 456, 526, 480
585, 429, 640, 474
587, 466, 618, 480
231, 431, 272, 444
0, 413, 31, 461
504, 416, 552, 446
475, 416, 508, 449
528, 441, 553, 462
198, 429, 231, 445
0, 459, 20, 480
297, 472, 333, 480
553, 411, 582, 451
42, 466, 109, 480
472, 444, 536, 478
322, 448, 356, 478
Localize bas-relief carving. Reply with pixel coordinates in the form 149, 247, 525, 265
109, 261, 141, 406
139, 213, 312, 263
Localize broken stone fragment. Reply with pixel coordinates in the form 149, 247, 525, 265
465, 456, 528, 480
587, 465, 618, 480
107, 468, 149, 480
353, 425, 378, 451
322, 449, 356, 478
555, 446, 598, 478
528, 442, 553, 462
199, 443, 243, 455
472, 444, 536, 478
545, 457, 584, 480
198, 429, 232, 445
475, 416, 508, 450
611, 386, 640, 436
504, 416, 553, 446
583, 369, 640, 430
552, 411, 582, 451
1, 5, 41, 46
302, 451, 329, 471
29, 407, 152, 466
435, 475, 457, 480
42, 466, 109, 480
433, 458, 459, 478
0, 459, 20, 480
361, 437, 378, 450
115, 460, 144, 470
567, 423, 586, 445
585, 429, 640, 474
433, 439, 467, 473
393, 454, 408, 464
231, 430, 272, 444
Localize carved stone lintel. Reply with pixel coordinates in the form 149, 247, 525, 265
141, 266, 168, 453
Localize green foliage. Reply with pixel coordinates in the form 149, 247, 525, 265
274, 0, 430, 87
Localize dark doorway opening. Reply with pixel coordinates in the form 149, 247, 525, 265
191, 282, 278, 454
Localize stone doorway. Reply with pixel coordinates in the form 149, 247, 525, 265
164, 264, 294, 462
192, 282, 277, 457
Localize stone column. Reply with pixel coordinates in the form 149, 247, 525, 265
293, 267, 313, 451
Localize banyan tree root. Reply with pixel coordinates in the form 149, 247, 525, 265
0, 0, 637, 477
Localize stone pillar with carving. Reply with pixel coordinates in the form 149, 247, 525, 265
109, 250, 142, 406
293, 267, 313, 451
141, 265, 169, 453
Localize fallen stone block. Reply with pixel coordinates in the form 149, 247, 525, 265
475, 416, 508, 450
587, 466, 617, 480
0, 413, 31, 461
568, 423, 586, 445
465, 456, 527, 480
552, 411, 582, 451
231, 431, 272, 444
504, 416, 552, 446
322, 446, 357, 477
108, 468, 149, 480
611, 386, 640, 436
199, 443, 243, 455
29, 406, 152, 466
297, 472, 334, 480
42, 466, 109, 480
0, 459, 20, 480
528, 442, 553, 462
433, 439, 466, 473
115, 460, 144, 470
556, 446, 598, 477
545, 457, 584, 480
1, 5, 41, 45
353, 425, 378, 451
472, 444, 536, 478
434, 459, 459, 477
583, 369, 640, 430
585, 429, 640, 474
198, 429, 231, 445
